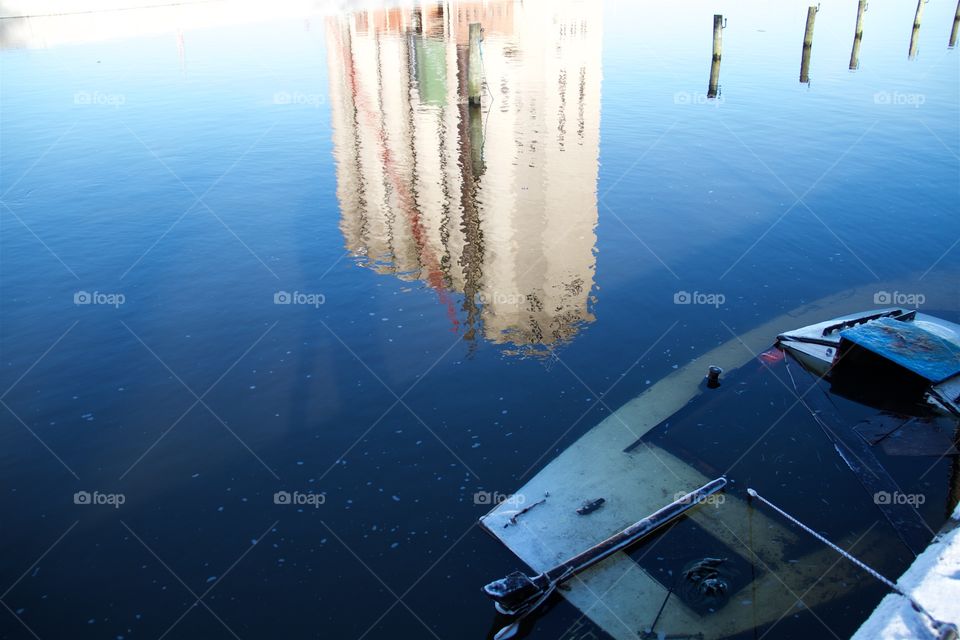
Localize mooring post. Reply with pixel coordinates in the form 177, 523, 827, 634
800, 5, 817, 84
909, 0, 926, 59
468, 23, 483, 105
469, 104, 485, 176
850, 0, 867, 69
712, 14, 723, 59
708, 15, 723, 98
950, 0, 960, 47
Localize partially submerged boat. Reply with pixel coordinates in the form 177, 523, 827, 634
777, 308, 960, 417
479, 301, 960, 639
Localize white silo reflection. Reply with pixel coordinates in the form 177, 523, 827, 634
326, 1, 601, 354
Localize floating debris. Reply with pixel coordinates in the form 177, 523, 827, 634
576, 497, 605, 515
504, 496, 548, 528
684, 558, 728, 597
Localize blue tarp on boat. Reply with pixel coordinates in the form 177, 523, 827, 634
840, 317, 960, 383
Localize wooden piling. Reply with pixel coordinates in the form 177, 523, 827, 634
469, 104, 485, 176
467, 23, 483, 105
850, 0, 867, 70
712, 14, 723, 60
708, 15, 723, 98
950, 0, 960, 47
803, 6, 817, 48
909, 0, 925, 59
800, 6, 817, 83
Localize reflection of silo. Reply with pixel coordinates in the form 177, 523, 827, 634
326, 1, 601, 352
475, 2, 601, 349
413, 36, 447, 106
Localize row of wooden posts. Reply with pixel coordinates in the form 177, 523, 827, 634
461, 2, 960, 104
709, 0, 960, 94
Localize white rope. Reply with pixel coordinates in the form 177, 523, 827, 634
748, 488, 957, 639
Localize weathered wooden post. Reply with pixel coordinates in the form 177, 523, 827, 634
708, 15, 723, 98
468, 23, 483, 105
800, 5, 817, 84
850, 0, 867, 69
950, 0, 960, 47
909, 0, 926, 59
469, 104, 485, 176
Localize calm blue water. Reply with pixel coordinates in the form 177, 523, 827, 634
1, 1, 958, 639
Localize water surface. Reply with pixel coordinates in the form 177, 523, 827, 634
1, 1, 958, 638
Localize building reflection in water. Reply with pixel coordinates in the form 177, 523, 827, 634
326, 1, 601, 355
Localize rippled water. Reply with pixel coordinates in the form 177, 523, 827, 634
1, 1, 958, 638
